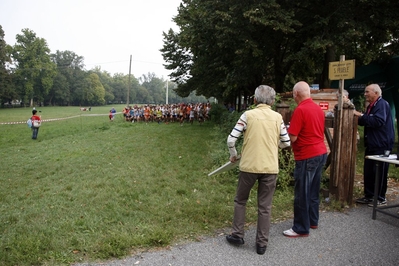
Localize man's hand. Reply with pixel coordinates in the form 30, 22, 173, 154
353, 110, 363, 117
289, 134, 298, 144
230, 156, 238, 163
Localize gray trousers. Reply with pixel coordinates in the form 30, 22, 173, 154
232, 172, 277, 247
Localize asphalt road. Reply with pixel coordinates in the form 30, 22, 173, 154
75, 202, 399, 266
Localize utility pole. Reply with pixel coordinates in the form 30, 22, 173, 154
127, 55, 132, 106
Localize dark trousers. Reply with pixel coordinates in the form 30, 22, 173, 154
232, 172, 276, 247
292, 153, 327, 235
32, 127, 39, 139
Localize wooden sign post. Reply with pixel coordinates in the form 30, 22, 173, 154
328, 56, 357, 206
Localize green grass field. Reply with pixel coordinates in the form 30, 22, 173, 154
0, 106, 294, 265
1, 106, 397, 265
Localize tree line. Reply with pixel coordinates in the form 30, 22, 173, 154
161, 0, 399, 108
0, 27, 208, 108
2, 1, 398, 109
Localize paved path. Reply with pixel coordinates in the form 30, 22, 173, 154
75, 202, 399, 266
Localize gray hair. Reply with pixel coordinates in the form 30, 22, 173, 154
336, 89, 349, 97
254, 85, 276, 105
367, 84, 382, 96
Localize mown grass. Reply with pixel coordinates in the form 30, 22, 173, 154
1, 105, 398, 265
0, 106, 295, 265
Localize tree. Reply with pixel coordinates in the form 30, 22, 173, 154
135, 85, 151, 104
48, 72, 70, 106
140, 73, 167, 104
86, 73, 105, 105
130, 76, 141, 104
162, 0, 301, 104
72, 73, 105, 106
0, 25, 16, 105
90, 67, 115, 104
111, 73, 129, 104
162, 0, 399, 105
285, 0, 399, 88
69, 68, 87, 106
11, 29, 56, 106
49, 50, 85, 105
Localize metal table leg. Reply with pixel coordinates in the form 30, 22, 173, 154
372, 161, 380, 220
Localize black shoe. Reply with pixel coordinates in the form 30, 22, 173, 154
256, 244, 266, 255
226, 234, 244, 245
356, 197, 373, 204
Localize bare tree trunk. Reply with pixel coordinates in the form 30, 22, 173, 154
320, 46, 336, 89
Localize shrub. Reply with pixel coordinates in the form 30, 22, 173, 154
208, 103, 229, 125
211, 104, 295, 191
277, 148, 295, 190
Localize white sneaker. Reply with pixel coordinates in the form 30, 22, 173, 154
368, 200, 387, 207
283, 228, 309, 238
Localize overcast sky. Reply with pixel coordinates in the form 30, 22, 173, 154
0, 0, 182, 79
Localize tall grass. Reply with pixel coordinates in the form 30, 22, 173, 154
0, 106, 294, 265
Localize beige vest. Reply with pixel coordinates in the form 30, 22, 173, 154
239, 104, 282, 174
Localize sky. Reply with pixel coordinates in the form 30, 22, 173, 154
0, 0, 183, 79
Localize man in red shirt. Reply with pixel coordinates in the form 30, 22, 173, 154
283, 81, 327, 238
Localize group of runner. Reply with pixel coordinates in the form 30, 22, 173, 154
121, 103, 211, 125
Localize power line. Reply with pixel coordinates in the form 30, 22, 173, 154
84, 59, 165, 67
5, 58, 166, 72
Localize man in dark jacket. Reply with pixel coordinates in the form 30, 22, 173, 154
354, 84, 395, 206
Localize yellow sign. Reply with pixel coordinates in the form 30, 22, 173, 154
329, 59, 355, 80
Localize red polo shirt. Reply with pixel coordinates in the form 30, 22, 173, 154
288, 98, 327, 160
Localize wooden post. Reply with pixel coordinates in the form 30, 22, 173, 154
276, 102, 291, 125
329, 104, 357, 205
333, 55, 345, 187
326, 54, 358, 206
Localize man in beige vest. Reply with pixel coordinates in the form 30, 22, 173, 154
226, 85, 291, 255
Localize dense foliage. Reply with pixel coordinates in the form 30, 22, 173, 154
161, 0, 399, 104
